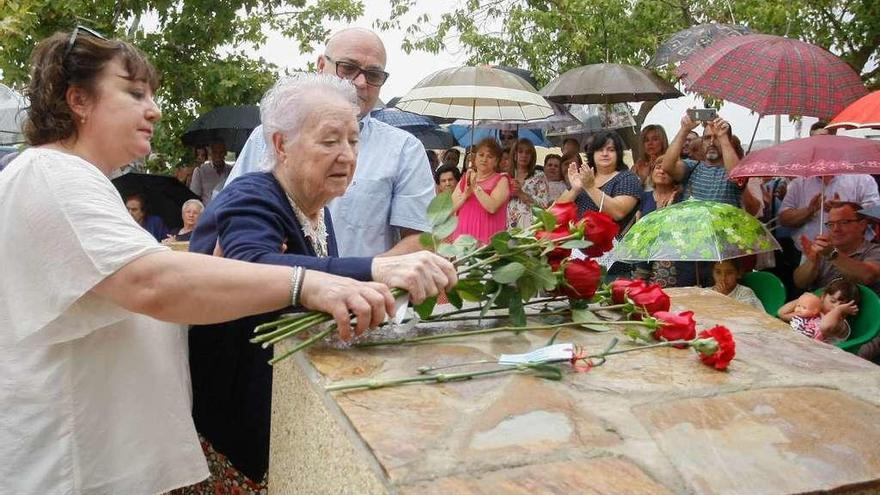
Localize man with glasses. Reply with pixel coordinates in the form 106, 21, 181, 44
794, 202, 880, 293
226, 28, 434, 257
779, 175, 879, 254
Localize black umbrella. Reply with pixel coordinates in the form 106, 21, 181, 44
648, 23, 751, 68
181, 105, 260, 154
112, 172, 199, 229
493, 66, 539, 89
408, 127, 455, 149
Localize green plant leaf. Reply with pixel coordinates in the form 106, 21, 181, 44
433, 215, 459, 239
490, 231, 511, 254
426, 192, 454, 226
546, 329, 562, 346
413, 296, 438, 320
419, 232, 438, 250
528, 363, 563, 380
445, 289, 463, 309
535, 209, 556, 232
479, 283, 504, 319
492, 261, 526, 284
561, 239, 590, 249
571, 308, 612, 332
455, 279, 485, 302
436, 242, 460, 258
507, 289, 526, 327
453, 234, 479, 254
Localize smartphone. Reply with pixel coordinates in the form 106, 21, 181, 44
687, 108, 717, 122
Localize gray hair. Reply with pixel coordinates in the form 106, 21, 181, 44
182, 198, 204, 212
259, 73, 359, 171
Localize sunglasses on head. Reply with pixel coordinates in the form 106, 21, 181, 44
63, 25, 107, 60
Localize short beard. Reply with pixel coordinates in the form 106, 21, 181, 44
705, 149, 720, 162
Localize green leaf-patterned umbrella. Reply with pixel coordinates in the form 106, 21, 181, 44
614, 199, 780, 262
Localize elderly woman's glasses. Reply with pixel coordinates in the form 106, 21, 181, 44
63, 25, 107, 60
323, 55, 389, 87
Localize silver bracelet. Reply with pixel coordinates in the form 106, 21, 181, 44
290, 266, 306, 307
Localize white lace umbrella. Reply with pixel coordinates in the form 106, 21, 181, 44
396, 66, 554, 122
0, 84, 28, 145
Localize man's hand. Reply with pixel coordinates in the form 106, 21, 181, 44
807, 193, 823, 215
681, 111, 699, 132
708, 117, 731, 141
371, 251, 458, 304
801, 233, 832, 262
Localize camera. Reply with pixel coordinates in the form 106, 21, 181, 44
687, 108, 717, 122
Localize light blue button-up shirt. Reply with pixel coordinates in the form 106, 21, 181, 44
227, 114, 435, 257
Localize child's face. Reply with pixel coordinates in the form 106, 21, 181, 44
795, 294, 822, 318
712, 261, 739, 293
822, 290, 850, 313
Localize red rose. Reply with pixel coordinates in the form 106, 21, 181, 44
610, 279, 644, 304
629, 283, 671, 316
695, 325, 736, 370
652, 311, 696, 346
548, 201, 578, 228
547, 250, 567, 272
562, 259, 602, 299
581, 211, 619, 257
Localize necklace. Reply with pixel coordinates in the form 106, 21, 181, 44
653, 188, 676, 208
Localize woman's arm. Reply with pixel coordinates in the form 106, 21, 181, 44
581, 187, 639, 221
473, 175, 510, 214
451, 172, 472, 212
91, 251, 395, 340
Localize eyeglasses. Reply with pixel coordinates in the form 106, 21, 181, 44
323, 55, 389, 87
824, 219, 862, 229
63, 25, 107, 60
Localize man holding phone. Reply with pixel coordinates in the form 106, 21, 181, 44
659, 110, 743, 207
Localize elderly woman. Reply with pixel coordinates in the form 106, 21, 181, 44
184, 74, 456, 491
530, 153, 569, 208
507, 138, 540, 229
0, 31, 415, 494
632, 124, 668, 188
162, 198, 204, 243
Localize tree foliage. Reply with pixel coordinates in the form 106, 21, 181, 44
379, 0, 879, 91
0, 0, 363, 171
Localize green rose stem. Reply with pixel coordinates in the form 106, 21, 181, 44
455, 233, 581, 277
268, 324, 337, 365
422, 296, 567, 320
427, 309, 570, 323
353, 321, 586, 348
324, 364, 539, 392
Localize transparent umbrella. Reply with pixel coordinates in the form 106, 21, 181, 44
0, 84, 27, 146
614, 199, 780, 262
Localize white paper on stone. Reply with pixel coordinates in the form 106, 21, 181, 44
498, 343, 574, 365
570, 248, 587, 260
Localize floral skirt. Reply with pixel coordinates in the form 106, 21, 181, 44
170, 436, 267, 495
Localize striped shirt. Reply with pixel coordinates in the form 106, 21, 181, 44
681, 159, 742, 206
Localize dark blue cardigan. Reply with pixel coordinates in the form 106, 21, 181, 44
188, 172, 373, 481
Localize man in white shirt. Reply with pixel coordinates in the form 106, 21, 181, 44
227, 28, 434, 257
190, 141, 232, 205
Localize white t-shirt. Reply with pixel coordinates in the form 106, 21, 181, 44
0, 148, 208, 494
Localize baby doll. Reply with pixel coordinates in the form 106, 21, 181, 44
778, 280, 860, 343
788, 293, 823, 339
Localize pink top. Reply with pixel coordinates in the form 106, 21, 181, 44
451, 172, 510, 244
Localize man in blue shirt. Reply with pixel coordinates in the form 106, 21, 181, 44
659, 111, 743, 207
227, 28, 435, 258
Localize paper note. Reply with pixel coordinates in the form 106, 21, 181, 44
498, 343, 574, 365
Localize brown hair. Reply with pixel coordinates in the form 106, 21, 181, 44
474, 137, 503, 159
639, 124, 668, 162
25, 30, 159, 145
560, 151, 583, 168
824, 279, 861, 305
510, 138, 537, 179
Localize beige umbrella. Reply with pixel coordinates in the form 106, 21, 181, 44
395, 66, 554, 121
540, 63, 682, 104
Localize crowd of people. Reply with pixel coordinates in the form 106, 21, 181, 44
0, 22, 878, 495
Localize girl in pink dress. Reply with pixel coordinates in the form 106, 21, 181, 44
451, 137, 511, 244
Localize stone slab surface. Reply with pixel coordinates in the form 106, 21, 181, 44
270, 287, 880, 494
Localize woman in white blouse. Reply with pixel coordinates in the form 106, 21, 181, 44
0, 30, 423, 494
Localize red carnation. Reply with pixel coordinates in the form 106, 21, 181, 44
610, 279, 644, 304
581, 211, 619, 257
628, 283, 671, 316
652, 311, 696, 347
694, 325, 736, 371
562, 259, 602, 299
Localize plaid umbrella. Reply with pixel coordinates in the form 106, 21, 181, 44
677, 34, 867, 120
648, 23, 750, 68
827, 90, 880, 131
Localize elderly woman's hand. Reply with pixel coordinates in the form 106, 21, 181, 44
299, 270, 396, 341
371, 251, 458, 304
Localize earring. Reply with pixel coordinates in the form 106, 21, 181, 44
80, 116, 87, 124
